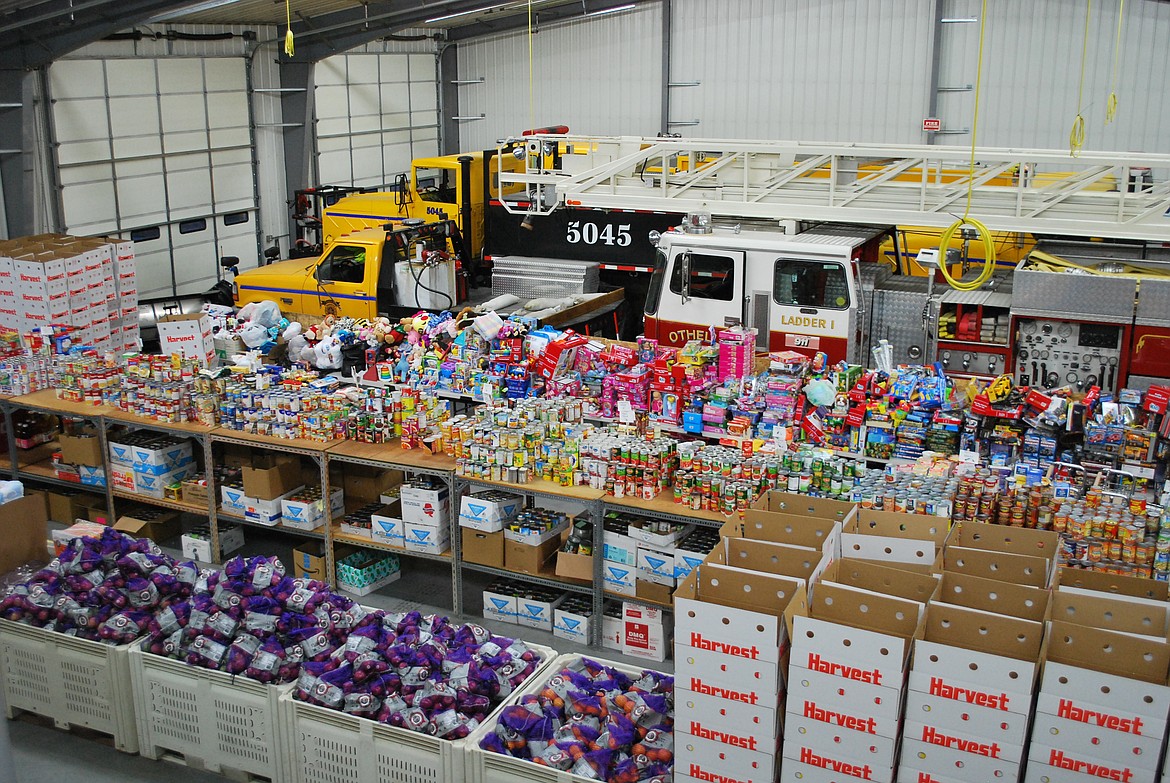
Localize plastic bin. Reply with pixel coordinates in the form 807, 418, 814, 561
129, 643, 289, 780
0, 618, 140, 753
466, 653, 672, 783
281, 641, 557, 783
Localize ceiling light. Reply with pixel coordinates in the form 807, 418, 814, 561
584, 3, 635, 17
425, 3, 512, 23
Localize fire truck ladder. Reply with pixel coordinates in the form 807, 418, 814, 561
498, 136, 1170, 242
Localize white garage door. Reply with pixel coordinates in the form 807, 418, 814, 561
50, 57, 260, 299
315, 53, 439, 189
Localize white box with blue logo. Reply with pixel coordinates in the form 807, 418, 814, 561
130, 441, 195, 476
482, 586, 518, 625
220, 484, 253, 511
403, 520, 450, 554
371, 508, 405, 547
603, 560, 637, 596
516, 592, 566, 632
459, 491, 523, 532
553, 598, 593, 644
133, 464, 194, 499
637, 545, 677, 586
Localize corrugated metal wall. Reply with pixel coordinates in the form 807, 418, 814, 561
455, 4, 663, 151
667, 0, 935, 142
938, 0, 1170, 156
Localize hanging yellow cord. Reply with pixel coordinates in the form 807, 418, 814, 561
1106, 0, 1125, 123
284, 0, 294, 57
1070, 0, 1092, 154
527, 0, 534, 132
936, 0, 996, 292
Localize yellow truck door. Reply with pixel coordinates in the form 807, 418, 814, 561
305, 243, 378, 319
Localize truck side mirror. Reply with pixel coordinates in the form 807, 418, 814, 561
220, 256, 240, 269
679, 250, 692, 304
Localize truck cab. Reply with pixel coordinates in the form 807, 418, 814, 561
234, 220, 462, 319
643, 217, 890, 363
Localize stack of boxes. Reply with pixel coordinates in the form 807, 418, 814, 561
400, 476, 450, 554
240, 454, 303, 526
629, 517, 692, 605
1024, 575, 1170, 783
673, 531, 811, 783
480, 578, 566, 631
602, 513, 639, 597
0, 235, 139, 353
458, 489, 523, 568
503, 508, 569, 574
107, 432, 195, 499
899, 575, 1047, 783
717, 325, 756, 381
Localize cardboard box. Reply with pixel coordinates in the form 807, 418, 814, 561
602, 560, 637, 596
553, 605, 593, 645
677, 734, 779, 783
113, 510, 180, 543
459, 492, 523, 532
371, 509, 405, 547
482, 586, 517, 624
181, 525, 245, 562
58, 432, 103, 466
220, 484, 252, 510
516, 593, 565, 632
46, 489, 92, 524
129, 441, 194, 475
78, 464, 106, 487
344, 467, 404, 504
110, 465, 135, 492
403, 521, 450, 555
555, 537, 594, 582
180, 479, 210, 507
503, 517, 568, 547
293, 541, 328, 580
134, 464, 194, 499
242, 454, 302, 500
0, 492, 49, 572
602, 527, 638, 565
400, 484, 450, 518
622, 602, 670, 662
627, 520, 691, 548
504, 536, 560, 575
601, 609, 623, 651
51, 520, 107, 557
245, 489, 300, 526
635, 579, 673, 606
637, 544, 677, 586
157, 312, 214, 363
462, 529, 505, 568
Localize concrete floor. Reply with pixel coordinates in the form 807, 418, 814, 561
4, 524, 669, 782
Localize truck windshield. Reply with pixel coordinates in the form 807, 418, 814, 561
773, 258, 849, 309
415, 167, 457, 203
317, 245, 367, 284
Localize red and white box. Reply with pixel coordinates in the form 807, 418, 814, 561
157, 312, 214, 364
674, 559, 805, 783
899, 603, 1043, 782
621, 601, 670, 662
1023, 623, 1170, 783
784, 580, 925, 783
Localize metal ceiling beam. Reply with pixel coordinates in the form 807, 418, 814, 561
280, 0, 479, 63
0, 0, 190, 68
445, 0, 638, 41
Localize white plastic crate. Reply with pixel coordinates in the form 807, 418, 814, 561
281, 641, 557, 783
467, 653, 673, 783
129, 643, 289, 780
0, 618, 139, 753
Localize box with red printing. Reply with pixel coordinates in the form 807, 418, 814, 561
1022, 623, 1170, 783
533, 332, 588, 380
